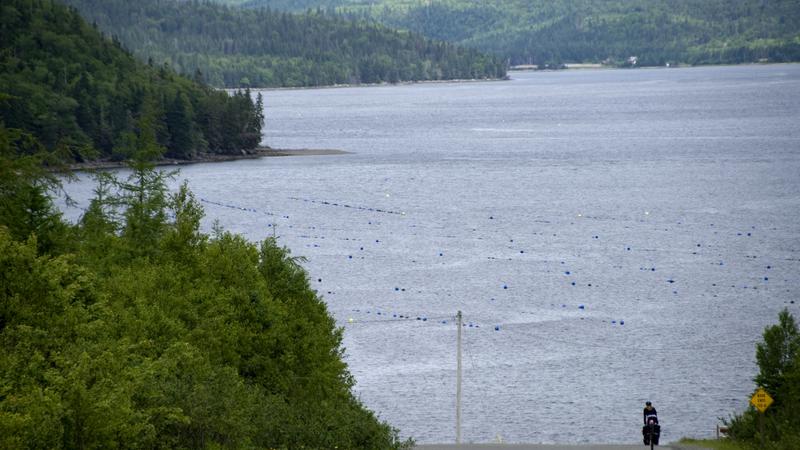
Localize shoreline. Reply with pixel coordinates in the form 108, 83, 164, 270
247, 76, 509, 92
508, 61, 798, 72
66, 147, 350, 171
232, 62, 800, 91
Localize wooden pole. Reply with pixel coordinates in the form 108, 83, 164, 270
456, 310, 462, 444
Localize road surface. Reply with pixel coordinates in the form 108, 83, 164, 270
416, 445, 690, 450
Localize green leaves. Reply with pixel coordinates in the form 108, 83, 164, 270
726, 309, 800, 447
1, 154, 408, 447
1, 0, 264, 163
755, 309, 800, 406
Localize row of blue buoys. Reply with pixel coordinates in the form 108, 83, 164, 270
288, 196, 404, 215
200, 195, 789, 332
345, 309, 502, 330
200, 198, 286, 218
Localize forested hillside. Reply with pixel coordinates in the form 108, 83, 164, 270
236, 0, 800, 66
0, 0, 263, 163
62, 0, 507, 88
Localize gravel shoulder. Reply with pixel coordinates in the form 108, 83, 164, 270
415, 445, 677, 450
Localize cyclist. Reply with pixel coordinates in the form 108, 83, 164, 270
643, 401, 658, 425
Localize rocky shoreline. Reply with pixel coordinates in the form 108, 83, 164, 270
67, 147, 350, 171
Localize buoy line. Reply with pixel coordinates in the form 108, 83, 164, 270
288, 196, 406, 216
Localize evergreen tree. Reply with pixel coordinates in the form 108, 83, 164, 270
0, 0, 264, 163
0, 133, 412, 448
727, 309, 800, 448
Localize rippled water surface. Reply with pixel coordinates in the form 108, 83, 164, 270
64, 65, 800, 444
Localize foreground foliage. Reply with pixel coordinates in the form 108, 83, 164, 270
239, 0, 800, 67
0, 126, 410, 448
62, 0, 506, 88
0, 0, 263, 163
724, 309, 800, 449
678, 438, 747, 450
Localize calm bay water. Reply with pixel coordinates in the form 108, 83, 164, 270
64, 65, 800, 444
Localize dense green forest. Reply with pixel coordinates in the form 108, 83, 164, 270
0, 0, 264, 163
61, 0, 506, 88
0, 126, 409, 448
236, 0, 800, 67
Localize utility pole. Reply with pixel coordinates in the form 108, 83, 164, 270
456, 310, 462, 444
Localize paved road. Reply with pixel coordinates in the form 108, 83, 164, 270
416, 445, 683, 450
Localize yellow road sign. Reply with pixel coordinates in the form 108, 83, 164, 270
750, 388, 773, 413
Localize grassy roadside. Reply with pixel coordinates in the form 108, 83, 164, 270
676, 438, 747, 450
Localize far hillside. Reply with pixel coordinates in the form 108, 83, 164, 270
0, 0, 262, 163
63, 0, 507, 88
235, 0, 800, 67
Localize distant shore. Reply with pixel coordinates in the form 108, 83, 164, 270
247, 76, 509, 92
67, 147, 350, 171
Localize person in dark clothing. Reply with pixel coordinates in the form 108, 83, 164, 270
642, 401, 661, 446
643, 401, 658, 424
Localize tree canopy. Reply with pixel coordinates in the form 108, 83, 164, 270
726, 309, 800, 449
236, 0, 800, 67
62, 0, 507, 88
0, 124, 411, 449
0, 0, 263, 163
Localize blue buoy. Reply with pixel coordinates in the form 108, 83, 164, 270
439, 253, 443, 256
348, 255, 353, 259
611, 320, 617, 324
627, 247, 631, 251
565, 271, 571, 275
503, 285, 508, 289
395, 287, 399, 291
667, 279, 675, 283
489, 216, 494, 220
765, 277, 769, 281
578, 305, 585, 309
651, 268, 656, 271
620, 320, 625, 325
520, 250, 524, 254
318, 278, 322, 282
495, 326, 500, 331
571, 282, 576, 286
